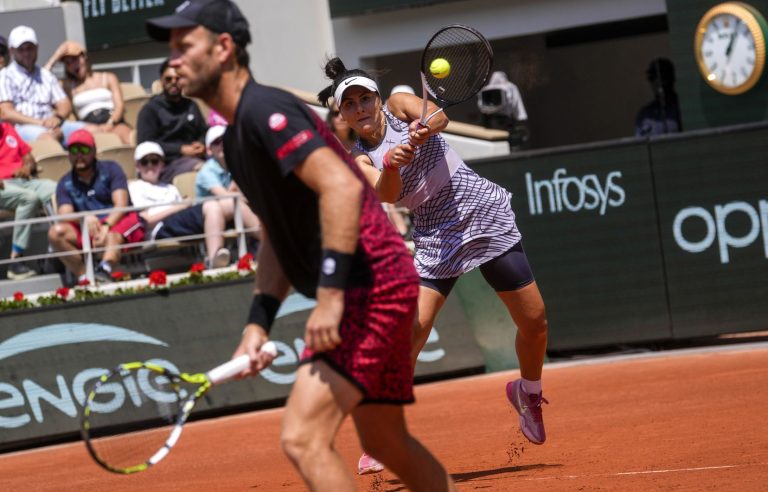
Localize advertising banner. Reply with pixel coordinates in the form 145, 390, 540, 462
651, 126, 768, 337
0, 280, 483, 451
472, 141, 672, 350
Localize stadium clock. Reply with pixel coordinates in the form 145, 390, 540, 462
694, 2, 768, 95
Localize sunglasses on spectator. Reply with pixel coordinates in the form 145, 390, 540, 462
68, 145, 93, 155
210, 137, 224, 146
163, 75, 180, 83
139, 157, 162, 167
330, 110, 341, 117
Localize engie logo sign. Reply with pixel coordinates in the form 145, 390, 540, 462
673, 199, 768, 264
0, 317, 448, 432
525, 168, 625, 216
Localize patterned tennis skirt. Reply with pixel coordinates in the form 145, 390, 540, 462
411, 164, 521, 279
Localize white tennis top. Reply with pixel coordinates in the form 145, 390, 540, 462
356, 107, 520, 279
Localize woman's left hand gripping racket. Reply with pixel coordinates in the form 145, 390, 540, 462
419, 24, 494, 127
81, 342, 278, 474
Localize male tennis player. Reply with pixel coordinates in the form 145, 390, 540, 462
146, 2, 456, 490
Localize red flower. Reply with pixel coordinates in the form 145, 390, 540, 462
111, 271, 127, 281
237, 253, 255, 271
56, 287, 70, 299
189, 263, 205, 274
13, 291, 24, 302
77, 278, 91, 287
148, 270, 167, 286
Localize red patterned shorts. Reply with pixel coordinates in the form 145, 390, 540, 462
301, 262, 419, 404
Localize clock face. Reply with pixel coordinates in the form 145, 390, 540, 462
695, 3, 767, 95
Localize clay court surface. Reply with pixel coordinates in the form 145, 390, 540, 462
2, 344, 767, 491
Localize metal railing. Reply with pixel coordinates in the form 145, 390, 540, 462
92, 57, 166, 89
0, 193, 256, 286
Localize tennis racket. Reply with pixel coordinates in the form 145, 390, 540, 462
81, 341, 278, 474
419, 24, 493, 126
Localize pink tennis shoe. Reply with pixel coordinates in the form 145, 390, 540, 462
357, 452, 385, 475
506, 379, 548, 444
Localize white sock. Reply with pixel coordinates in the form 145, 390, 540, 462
98, 261, 112, 273
521, 378, 542, 395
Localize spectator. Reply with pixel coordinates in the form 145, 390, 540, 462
0, 26, 89, 144
325, 99, 356, 152
137, 58, 207, 184
195, 125, 261, 239
207, 108, 228, 127
44, 41, 132, 144
48, 129, 144, 284
635, 57, 682, 137
0, 119, 56, 279
477, 71, 529, 150
0, 35, 9, 69
128, 141, 232, 269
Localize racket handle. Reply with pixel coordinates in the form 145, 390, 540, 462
419, 73, 429, 123
207, 341, 278, 385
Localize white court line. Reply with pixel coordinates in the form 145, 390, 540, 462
520, 462, 768, 481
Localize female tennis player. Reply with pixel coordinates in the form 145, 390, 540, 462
147, 2, 455, 490
318, 58, 549, 472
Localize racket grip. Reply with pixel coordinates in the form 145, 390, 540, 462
208, 342, 278, 385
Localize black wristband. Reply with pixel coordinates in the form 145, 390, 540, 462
318, 249, 354, 289
246, 294, 281, 334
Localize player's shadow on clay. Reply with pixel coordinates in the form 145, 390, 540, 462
380, 464, 562, 490
451, 463, 562, 482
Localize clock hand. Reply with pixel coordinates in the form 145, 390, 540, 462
725, 19, 740, 59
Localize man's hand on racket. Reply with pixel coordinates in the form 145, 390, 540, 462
234, 324, 277, 376
305, 287, 344, 352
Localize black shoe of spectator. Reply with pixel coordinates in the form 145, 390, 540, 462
94, 266, 114, 284
7, 261, 37, 280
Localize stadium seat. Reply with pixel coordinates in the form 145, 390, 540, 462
122, 94, 152, 129
29, 139, 65, 159
94, 132, 124, 150
119, 82, 147, 100
97, 145, 137, 180
172, 171, 198, 200
30, 140, 70, 182
35, 154, 71, 182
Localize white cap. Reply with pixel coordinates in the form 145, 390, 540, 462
134, 141, 165, 161
334, 76, 379, 106
390, 84, 415, 96
8, 26, 38, 49
205, 125, 227, 148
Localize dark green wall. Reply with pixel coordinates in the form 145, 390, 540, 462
667, 0, 768, 130
329, 0, 459, 18
467, 122, 768, 351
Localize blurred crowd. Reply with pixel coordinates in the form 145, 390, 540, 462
1, 24, 414, 288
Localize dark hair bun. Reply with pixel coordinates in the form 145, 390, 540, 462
324, 57, 347, 81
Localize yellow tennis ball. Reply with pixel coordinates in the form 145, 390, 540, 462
430, 58, 451, 79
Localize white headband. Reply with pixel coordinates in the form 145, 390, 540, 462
334, 76, 379, 105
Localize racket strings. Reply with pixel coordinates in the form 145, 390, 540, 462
83, 367, 183, 472
422, 27, 493, 104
